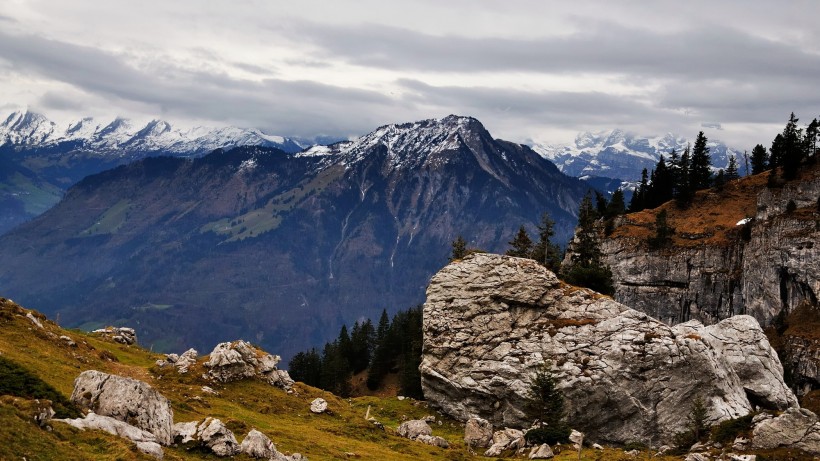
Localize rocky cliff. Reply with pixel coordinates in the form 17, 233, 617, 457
599, 167, 820, 397
420, 253, 796, 444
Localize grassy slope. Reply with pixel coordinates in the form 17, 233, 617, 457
0, 297, 681, 461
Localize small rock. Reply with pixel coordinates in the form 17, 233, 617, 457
463, 417, 493, 448
91, 326, 137, 345
732, 437, 750, 451
656, 444, 671, 455
569, 429, 584, 445
528, 443, 554, 459
689, 441, 706, 452
239, 429, 277, 459
416, 434, 449, 448
397, 420, 432, 439
623, 449, 639, 456
197, 418, 239, 456
593, 443, 603, 450
26, 312, 44, 329
729, 455, 756, 461
685, 453, 710, 461
423, 415, 436, 423
201, 386, 218, 395
57, 413, 163, 459
310, 398, 328, 414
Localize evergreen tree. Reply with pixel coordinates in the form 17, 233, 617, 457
629, 168, 649, 212
561, 194, 614, 295
506, 225, 534, 258
605, 189, 626, 218
523, 362, 570, 445
450, 235, 468, 261
594, 191, 608, 217
713, 169, 726, 192
349, 320, 375, 374
288, 348, 322, 387
770, 133, 785, 169
690, 131, 712, 190
320, 342, 352, 397
647, 209, 675, 249
806, 118, 819, 163
781, 112, 804, 180
649, 156, 674, 207
675, 146, 692, 206
750, 144, 768, 174
530, 212, 562, 273
725, 155, 739, 181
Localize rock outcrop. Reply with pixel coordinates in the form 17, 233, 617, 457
464, 417, 493, 448
70, 370, 173, 445
155, 348, 198, 373
173, 418, 239, 456
396, 419, 449, 448
751, 408, 820, 455
204, 340, 294, 389
58, 413, 164, 459
420, 253, 797, 444
91, 326, 138, 345
239, 429, 277, 458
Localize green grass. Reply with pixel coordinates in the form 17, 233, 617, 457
79, 198, 131, 236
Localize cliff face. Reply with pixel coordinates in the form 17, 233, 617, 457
420, 253, 796, 444
600, 168, 820, 396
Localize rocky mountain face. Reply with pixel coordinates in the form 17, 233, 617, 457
0, 115, 591, 362
0, 110, 304, 234
598, 165, 820, 399
533, 129, 743, 182
420, 253, 797, 444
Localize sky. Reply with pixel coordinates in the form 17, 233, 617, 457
0, 0, 819, 148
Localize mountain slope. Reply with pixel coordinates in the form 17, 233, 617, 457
0, 110, 305, 235
0, 115, 592, 362
533, 129, 743, 181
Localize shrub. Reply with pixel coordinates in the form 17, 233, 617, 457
711, 413, 755, 444
525, 425, 571, 445
671, 396, 710, 455
0, 356, 80, 418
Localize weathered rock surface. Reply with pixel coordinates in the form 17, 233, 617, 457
464, 416, 493, 448
751, 408, 820, 454
397, 419, 432, 439
58, 413, 164, 459
310, 398, 327, 414
70, 370, 173, 445
239, 429, 277, 458
528, 443, 554, 459
415, 434, 450, 448
204, 340, 293, 389
173, 418, 239, 456
484, 428, 526, 456
420, 253, 798, 444
156, 348, 198, 373
91, 326, 137, 345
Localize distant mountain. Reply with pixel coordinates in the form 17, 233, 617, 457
0, 115, 592, 362
532, 129, 745, 182
0, 110, 306, 234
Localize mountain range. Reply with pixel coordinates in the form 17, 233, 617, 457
532, 129, 745, 182
0, 110, 307, 234
0, 115, 592, 362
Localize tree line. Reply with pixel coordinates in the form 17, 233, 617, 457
288, 306, 423, 399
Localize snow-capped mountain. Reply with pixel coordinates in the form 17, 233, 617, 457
532, 129, 745, 182
0, 110, 305, 155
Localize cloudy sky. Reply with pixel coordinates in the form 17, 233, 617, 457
1, 0, 819, 148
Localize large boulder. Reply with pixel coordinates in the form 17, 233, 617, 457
397, 419, 432, 439
70, 370, 173, 445
464, 416, 493, 448
751, 408, 820, 454
58, 413, 164, 459
204, 340, 293, 389
420, 253, 798, 444
240, 429, 277, 458
173, 418, 239, 456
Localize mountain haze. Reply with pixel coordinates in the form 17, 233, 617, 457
0, 115, 592, 361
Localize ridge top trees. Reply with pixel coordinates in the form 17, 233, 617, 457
560, 193, 614, 296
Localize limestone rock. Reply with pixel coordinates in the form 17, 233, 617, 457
484, 428, 525, 456
172, 421, 199, 444
310, 398, 327, 414
528, 443, 554, 459
397, 419, 432, 439
569, 429, 584, 445
415, 434, 449, 448
91, 326, 137, 345
685, 454, 710, 461
70, 370, 173, 445
751, 408, 820, 454
420, 254, 798, 444
25, 311, 43, 328
58, 413, 163, 459
463, 416, 493, 448
204, 340, 292, 389
240, 429, 277, 458
156, 348, 198, 373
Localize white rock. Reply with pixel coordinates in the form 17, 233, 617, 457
397, 419, 432, 439
58, 413, 163, 459
26, 312, 43, 328
751, 408, 820, 454
463, 417, 493, 448
70, 370, 173, 445
197, 417, 239, 456
592, 443, 604, 450
685, 453, 710, 461
310, 398, 327, 414
569, 429, 584, 445
239, 429, 277, 458
172, 421, 199, 444
415, 434, 449, 448
528, 443, 554, 459
420, 253, 798, 444
204, 340, 293, 390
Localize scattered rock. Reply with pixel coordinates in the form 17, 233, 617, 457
684, 453, 710, 461
463, 416, 493, 448
484, 428, 525, 456
58, 413, 164, 459
91, 326, 137, 345
732, 436, 750, 451
310, 398, 327, 414
397, 420, 432, 439
528, 443, 554, 459
173, 418, 239, 456
25, 312, 43, 329
423, 415, 436, 423
415, 434, 449, 448
751, 408, 820, 455
623, 449, 639, 457
70, 370, 173, 445
172, 421, 198, 444
569, 429, 584, 445
59, 335, 76, 347
156, 348, 198, 373
201, 386, 218, 396
592, 443, 603, 450
729, 455, 756, 461
204, 340, 293, 390
240, 429, 277, 459
420, 253, 798, 444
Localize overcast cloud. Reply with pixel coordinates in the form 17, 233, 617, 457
0, 0, 818, 148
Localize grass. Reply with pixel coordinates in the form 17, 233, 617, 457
79, 198, 132, 236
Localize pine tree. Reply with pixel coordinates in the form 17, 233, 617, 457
561, 194, 614, 295
605, 189, 626, 218
770, 133, 785, 169
675, 146, 692, 206
450, 235, 467, 261
629, 168, 649, 212
288, 348, 322, 387
806, 118, 819, 163
781, 112, 804, 180
594, 192, 608, 217
649, 156, 674, 207
690, 131, 712, 190
523, 362, 570, 445
647, 209, 675, 248
750, 144, 768, 174
506, 225, 534, 258
713, 169, 726, 192
531, 212, 562, 273
725, 155, 739, 181
320, 341, 352, 397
